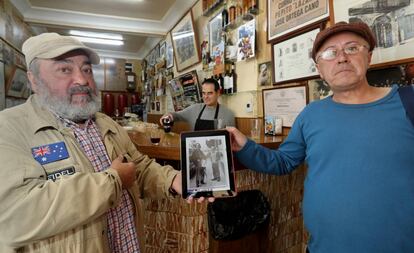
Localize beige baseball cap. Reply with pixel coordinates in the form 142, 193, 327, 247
22, 32, 100, 66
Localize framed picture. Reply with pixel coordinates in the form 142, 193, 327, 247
159, 41, 166, 61
0, 61, 5, 110
167, 70, 201, 111
267, 0, 330, 42
180, 130, 236, 199
258, 61, 273, 86
272, 27, 320, 84
6, 66, 28, 98
332, 0, 414, 67
209, 11, 225, 73
165, 32, 174, 69
237, 19, 256, 61
308, 78, 333, 102
171, 11, 200, 72
263, 84, 308, 127
367, 61, 414, 87
154, 44, 160, 61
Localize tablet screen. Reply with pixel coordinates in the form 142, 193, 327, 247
180, 130, 236, 198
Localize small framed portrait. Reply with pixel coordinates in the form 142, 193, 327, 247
258, 61, 273, 86
6, 66, 28, 98
159, 41, 166, 61
180, 130, 236, 199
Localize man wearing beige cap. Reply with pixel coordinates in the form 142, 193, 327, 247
227, 22, 414, 252
0, 33, 184, 253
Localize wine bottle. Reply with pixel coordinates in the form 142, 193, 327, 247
222, 9, 229, 28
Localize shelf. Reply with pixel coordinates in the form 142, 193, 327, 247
203, 0, 225, 17
223, 8, 258, 32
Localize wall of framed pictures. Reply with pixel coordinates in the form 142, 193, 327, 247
140, 0, 414, 121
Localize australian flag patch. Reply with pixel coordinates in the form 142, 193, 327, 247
31, 141, 69, 165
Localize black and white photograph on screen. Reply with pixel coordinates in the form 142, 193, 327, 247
186, 136, 230, 192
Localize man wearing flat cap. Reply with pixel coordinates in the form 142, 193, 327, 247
227, 22, 414, 252
0, 33, 186, 253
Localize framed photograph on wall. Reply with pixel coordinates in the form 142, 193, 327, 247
366, 61, 414, 87
272, 27, 320, 84
258, 61, 273, 86
165, 32, 174, 69
308, 79, 333, 102
159, 41, 166, 61
167, 70, 201, 111
209, 11, 225, 73
6, 66, 28, 98
237, 19, 256, 61
263, 84, 308, 127
267, 0, 330, 42
0, 61, 5, 110
171, 11, 201, 72
332, 0, 414, 67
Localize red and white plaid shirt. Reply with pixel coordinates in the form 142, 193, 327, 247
59, 117, 140, 253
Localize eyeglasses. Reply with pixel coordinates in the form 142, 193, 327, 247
316, 44, 369, 62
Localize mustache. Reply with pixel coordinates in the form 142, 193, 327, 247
69, 86, 94, 96
334, 65, 354, 74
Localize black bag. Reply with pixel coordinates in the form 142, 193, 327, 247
207, 190, 271, 240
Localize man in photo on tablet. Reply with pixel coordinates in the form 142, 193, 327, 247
160, 78, 235, 131
227, 21, 414, 252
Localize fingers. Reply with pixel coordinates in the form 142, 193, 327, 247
226, 126, 247, 151
185, 196, 215, 204
111, 155, 136, 189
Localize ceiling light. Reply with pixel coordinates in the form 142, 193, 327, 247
172, 31, 195, 40
71, 36, 124, 46
69, 30, 123, 41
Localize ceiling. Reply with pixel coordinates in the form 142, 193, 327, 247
11, 0, 198, 60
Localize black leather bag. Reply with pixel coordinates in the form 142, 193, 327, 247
207, 190, 271, 240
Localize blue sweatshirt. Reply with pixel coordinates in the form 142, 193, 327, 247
237, 85, 414, 252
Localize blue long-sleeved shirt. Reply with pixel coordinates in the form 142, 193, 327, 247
237, 85, 414, 252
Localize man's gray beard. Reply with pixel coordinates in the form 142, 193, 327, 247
35, 78, 101, 122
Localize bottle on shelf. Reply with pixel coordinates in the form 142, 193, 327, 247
249, 0, 258, 14
230, 63, 237, 93
229, 5, 236, 23
218, 73, 224, 94
222, 8, 229, 28
223, 64, 231, 94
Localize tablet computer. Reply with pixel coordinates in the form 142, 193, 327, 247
180, 130, 236, 199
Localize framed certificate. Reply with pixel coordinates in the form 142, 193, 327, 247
180, 130, 236, 199
267, 0, 330, 42
272, 27, 320, 84
262, 84, 308, 127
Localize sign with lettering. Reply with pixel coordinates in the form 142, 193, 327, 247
267, 0, 330, 41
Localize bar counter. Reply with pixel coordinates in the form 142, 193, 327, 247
128, 130, 284, 162
127, 129, 306, 253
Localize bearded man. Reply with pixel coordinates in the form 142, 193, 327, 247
0, 33, 184, 253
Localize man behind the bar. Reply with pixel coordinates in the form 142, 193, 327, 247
0, 33, 183, 253
227, 22, 414, 252
160, 78, 235, 131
